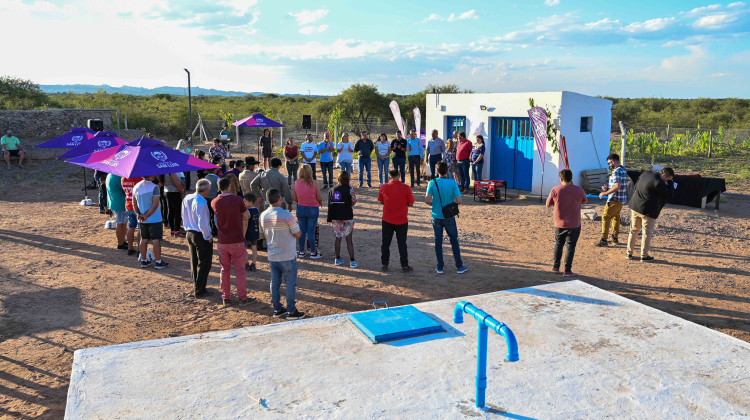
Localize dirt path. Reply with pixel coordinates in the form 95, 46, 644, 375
1, 159, 748, 418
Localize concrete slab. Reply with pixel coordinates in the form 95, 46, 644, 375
65, 280, 750, 419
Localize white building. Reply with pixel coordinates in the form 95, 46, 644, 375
425, 91, 613, 195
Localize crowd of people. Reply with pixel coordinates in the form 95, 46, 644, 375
92, 129, 674, 321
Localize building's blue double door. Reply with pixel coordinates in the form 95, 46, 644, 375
490, 117, 533, 191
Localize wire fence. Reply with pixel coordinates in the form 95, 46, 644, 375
610, 126, 750, 158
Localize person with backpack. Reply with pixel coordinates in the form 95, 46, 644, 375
425, 161, 467, 274
328, 171, 358, 268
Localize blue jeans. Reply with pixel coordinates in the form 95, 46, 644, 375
358, 157, 371, 186
377, 157, 390, 185
320, 161, 334, 187
392, 157, 406, 182
472, 162, 484, 183
270, 259, 298, 312
339, 160, 353, 175
296, 205, 319, 253
432, 217, 463, 270
457, 160, 470, 190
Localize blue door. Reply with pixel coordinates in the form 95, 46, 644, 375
490, 117, 534, 190
446, 116, 466, 140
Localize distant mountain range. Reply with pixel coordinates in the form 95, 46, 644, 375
39, 84, 322, 97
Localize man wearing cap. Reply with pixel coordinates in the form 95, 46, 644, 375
250, 157, 293, 210
2, 129, 26, 169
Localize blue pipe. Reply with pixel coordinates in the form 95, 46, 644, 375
453, 301, 519, 409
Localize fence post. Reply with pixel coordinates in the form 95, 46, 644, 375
708, 130, 713, 158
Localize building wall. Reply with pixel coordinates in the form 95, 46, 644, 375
425, 91, 612, 195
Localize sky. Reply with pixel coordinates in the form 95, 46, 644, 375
3, 0, 750, 98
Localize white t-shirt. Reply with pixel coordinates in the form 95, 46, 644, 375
376, 141, 391, 158
299, 141, 317, 164
337, 142, 354, 163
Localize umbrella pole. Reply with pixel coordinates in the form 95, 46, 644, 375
83, 167, 90, 204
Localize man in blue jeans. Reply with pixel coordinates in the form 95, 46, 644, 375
317, 132, 335, 189
354, 131, 374, 187
390, 131, 408, 183
425, 161, 467, 274
260, 188, 306, 320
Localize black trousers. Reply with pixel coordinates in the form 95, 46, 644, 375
553, 227, 581, 272
206, 197, 217, 236
408, 155, 422, 186
381, 221, 408, 267
429, 154, 442, 180
98, 181, 108, 211
165, 191, 183, 231
187, 230, 213, 292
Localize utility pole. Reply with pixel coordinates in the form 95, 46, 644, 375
184, 68, 193, 148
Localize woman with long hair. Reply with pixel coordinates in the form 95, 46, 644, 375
293, 164, 323, 259
224, 173, 241, 196
328, 170, 357, 267
375, 133, 391, 186
471, 135, 486, 183
445, 138, 459, 185
284, 137, 300, 186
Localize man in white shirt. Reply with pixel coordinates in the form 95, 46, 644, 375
299, 134, 318, 179
182, 179, 214, 297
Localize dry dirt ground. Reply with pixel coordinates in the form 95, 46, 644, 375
1, 158, 748, 419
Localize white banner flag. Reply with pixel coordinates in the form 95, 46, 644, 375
389, 100, 406, 136
413, 107, 421, 137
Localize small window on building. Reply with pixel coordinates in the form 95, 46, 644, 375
580, 116, 592, 132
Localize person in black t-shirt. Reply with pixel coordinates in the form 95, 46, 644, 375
328, 171, 358, 268
390, 131, 408, 183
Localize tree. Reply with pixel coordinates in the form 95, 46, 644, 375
336, 84, 389, 135
0, 76, 49, 110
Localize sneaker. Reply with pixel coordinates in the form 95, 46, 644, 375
592, 240, 608, 247
154, 260, 170, 269
127, 248, 137, 256
641, 256, 655, 262
334, 257, 345, 266
349, 260, 359, 268
552, 267, 561, 274
358, 184, 363, 188
239, 297, 257, 306
297, 251, 306, 258
117, 243, 129, 251
402, 266, 414, 272
435, 267, 444, 274
140, 259, 152, 268
368, 183, 372, 188
563, 271, 575, 277
310, 251, 322, 259
174, 230, 186, 238
610, 236, 619, 245
625, 254, 635, 260
222, 298, 232, 306
273, 308, 288, 318
286, 310, 306, 320
457, 266, 469, 274
381, 265, 389, 272
18, 163, 25, 169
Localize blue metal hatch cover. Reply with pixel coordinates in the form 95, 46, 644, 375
348, 305, 445, 344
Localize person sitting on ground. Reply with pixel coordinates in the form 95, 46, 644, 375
425, 161, 467, 274
328, 171, 358, 267
2, 129, 26, 169
293, 164, 323, 259
212, 177, 253, 306
250, 157, 293, 210
243, 193, 260, 272
132, 175, 169, 269
105, 172, 129, 251
209, 138, 227, 169
546, 169, 587, 276
182, 179, 214, 298
210, 155, 224, 178
260, 188, 305, 320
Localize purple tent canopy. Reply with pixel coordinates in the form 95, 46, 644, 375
57, 131, 128, 160
128, 136, 165, 147
232, 113, 284, 128
66, 143, 216, 178
36, 127, 95, 149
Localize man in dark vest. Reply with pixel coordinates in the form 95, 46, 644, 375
627, 167, 675, 262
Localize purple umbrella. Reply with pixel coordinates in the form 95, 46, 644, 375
128, 136, 165, 147
35, 127, 95, 149
66, 143, 216, 178
57, 131, 128, 160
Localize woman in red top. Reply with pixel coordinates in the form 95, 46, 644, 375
284, 137, 299, 187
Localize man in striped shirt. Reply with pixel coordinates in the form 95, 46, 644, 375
594, 154, 629, 247
260, 189, 305, 320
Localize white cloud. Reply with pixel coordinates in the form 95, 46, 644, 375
545, 0, 560, 6
693, 13, 738, 28
681, 4, 722, 18
623, 17, 675, 33
642, 45, 709, 82
422, 10, 478, 23
299, 24, 328, 35
422, 13, 442, 23
710, 72, 729, 77
289, 9, 328, 25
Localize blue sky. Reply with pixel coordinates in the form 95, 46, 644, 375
4, 0, 750, 97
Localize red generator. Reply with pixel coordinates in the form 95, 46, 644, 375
473, 180, 507, 203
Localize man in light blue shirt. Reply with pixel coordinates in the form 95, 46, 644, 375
318, 132, 335, 189
182, 179, 214, 297
425, 129, 446, 180
425, 161, 467, 274
406, 130, 424, 187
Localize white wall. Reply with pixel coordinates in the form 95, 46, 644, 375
425, 91, 612, 195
